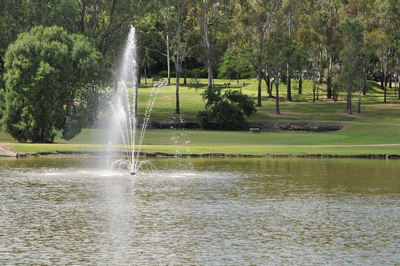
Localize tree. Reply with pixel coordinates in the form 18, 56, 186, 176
321, 0, 342, 99
159, 6, 175, 85
218, 47, 254, 82
265, 11, 293, 114
169, 0, 201, 114
302, 12, 325, 102
283, 0, 297, 102
338, 17, 364, 115
374, 0, 400, 102
2, 26, 103, 142
197, 85, 257, 130
291, 41, 309, 94
236, 0, 282, 107
198, 0, 230, 89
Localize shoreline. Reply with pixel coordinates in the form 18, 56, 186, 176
5, 150, 400, 159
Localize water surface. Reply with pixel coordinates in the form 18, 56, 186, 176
0, 157, 399, 264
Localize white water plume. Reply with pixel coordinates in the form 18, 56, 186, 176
109, 26, 166, 175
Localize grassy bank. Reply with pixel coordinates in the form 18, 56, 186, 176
1, 78, 400, 157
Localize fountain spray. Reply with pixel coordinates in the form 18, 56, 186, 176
109, 26, 165, 175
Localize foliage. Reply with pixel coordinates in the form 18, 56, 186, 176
159, 70, 174, 78
218, 48, 255, 80
0, 89, 4, 119
2, 26, 103, 143
338, 17, 365, 113
197, 85, 257, 130
160, 68, 210, 79
1, 0, 400, 124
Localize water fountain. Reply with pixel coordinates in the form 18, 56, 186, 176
109, 26, 165, 175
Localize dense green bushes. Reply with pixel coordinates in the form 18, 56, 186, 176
197, 85, 257, 130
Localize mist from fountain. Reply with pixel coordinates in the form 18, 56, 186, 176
109, 26, 166, 175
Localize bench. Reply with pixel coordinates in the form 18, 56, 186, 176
250, 128, 261, 133
224, 82, 231, 88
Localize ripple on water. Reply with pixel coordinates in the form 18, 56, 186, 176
0, 157, 400, 264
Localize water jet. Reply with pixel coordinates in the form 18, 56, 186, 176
108, 26, 165, 175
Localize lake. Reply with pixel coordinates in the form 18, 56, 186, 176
0, 157, 399, 264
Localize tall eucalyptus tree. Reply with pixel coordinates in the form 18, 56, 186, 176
199, 0, 230, 89
236, 0, 282, 107
169, 0, 201, 114
338, 17, 365, 114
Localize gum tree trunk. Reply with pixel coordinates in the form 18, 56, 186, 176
275, 65, 280, 114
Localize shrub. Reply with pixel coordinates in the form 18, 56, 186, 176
0, 89, 4, 119
197, 85, 257, 130
159, 70, 176, 78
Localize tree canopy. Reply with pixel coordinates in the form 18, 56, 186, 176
1, 0, 400, 123
2, 26, 103, 142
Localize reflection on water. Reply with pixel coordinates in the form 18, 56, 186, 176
0, 157, 399, 264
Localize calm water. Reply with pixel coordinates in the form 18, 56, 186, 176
0, 157, 399, 265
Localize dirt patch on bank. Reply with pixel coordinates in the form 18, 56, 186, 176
0, 143, 24, 155
250, 121, 349, 132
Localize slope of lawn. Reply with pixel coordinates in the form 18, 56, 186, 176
1, 77, 400, 156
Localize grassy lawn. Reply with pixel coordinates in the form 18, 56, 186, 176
1, 78, 400, 156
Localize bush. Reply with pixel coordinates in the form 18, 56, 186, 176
0, 90, 4, 119
191, 68, 207, 78
197, 85, 257, 130
159, 70, 176, 78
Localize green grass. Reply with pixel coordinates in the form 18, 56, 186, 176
1, 78, 400, 156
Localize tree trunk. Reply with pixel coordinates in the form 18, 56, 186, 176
184, 69, 187, 85
363, 75, 367, 95
257, 70, 262, 107
144, 68, 147, 85
389, 73, 392, 88
384, 69, 387, 103
176, 71, 180, 114
327, 77, 332, 99
384, 80, 387, 103
287, 9, 292, 102
397, 71, 399, 100
358, 93, 361, 113
204, 1, 213, 89
348, 84, 352, 115
299, 72, 302, 94
397, 59, 400, 99
175, 1, 182, 114
237, 73, 239, 84
167, 34, 171, 85
381, 69, 384, 91
313, 80, 316, 102
287, 64, 291, 101
207, 66, 212, 88
327, 56, 332, 98
266, 75, 273, 98
275, 65, 280, 114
